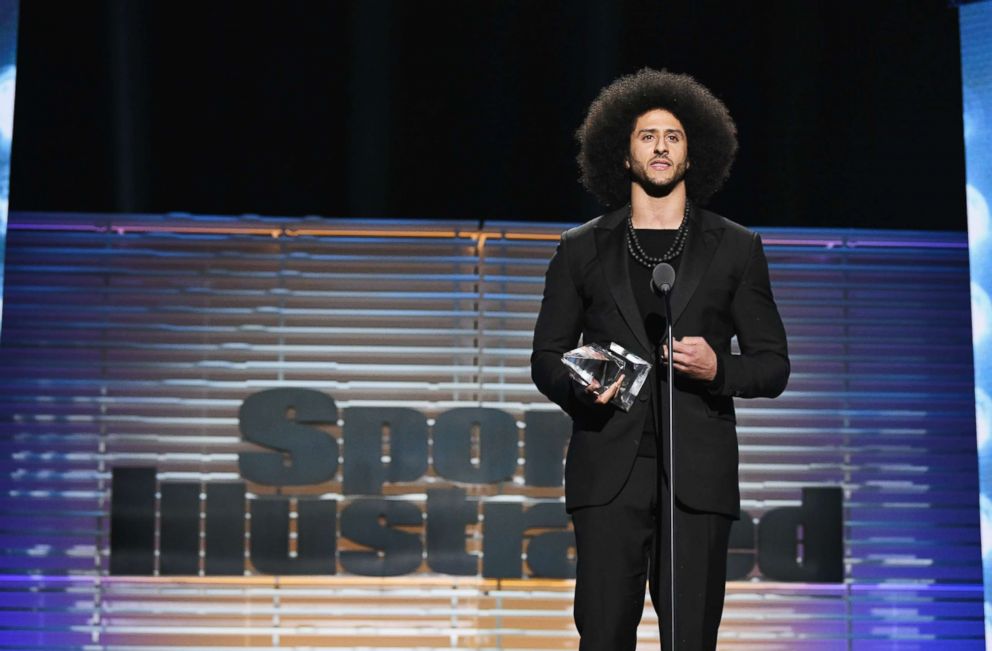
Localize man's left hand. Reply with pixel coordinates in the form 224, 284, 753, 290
662, 336, 717, 381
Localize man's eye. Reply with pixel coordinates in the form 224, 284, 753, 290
642, 134, 654, 141
667, 135, 680, 142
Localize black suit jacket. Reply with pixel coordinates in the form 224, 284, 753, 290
531, 205, 789, 517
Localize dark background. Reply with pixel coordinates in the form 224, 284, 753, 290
9, 0, 967, 229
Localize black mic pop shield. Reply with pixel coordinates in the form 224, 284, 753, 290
651, 262, 676, 296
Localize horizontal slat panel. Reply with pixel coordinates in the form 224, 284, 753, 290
0, 212, 982, 648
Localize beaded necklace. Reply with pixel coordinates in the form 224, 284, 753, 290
625, 201, 691, 269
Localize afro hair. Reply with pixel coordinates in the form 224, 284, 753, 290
576, 68, 738, 208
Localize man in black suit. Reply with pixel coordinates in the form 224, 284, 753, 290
531, 69, 790, 651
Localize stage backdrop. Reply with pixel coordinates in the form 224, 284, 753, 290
0, 212, 982, 650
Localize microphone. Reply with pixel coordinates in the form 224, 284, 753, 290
650, 262, 676, 296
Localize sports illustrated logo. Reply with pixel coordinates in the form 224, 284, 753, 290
110, 388, 843, 581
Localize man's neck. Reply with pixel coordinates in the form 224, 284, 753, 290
630, 183, 687, 229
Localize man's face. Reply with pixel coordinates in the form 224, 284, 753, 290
627, 108, 689, 197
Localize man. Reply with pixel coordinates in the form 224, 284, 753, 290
531, 68, 790, 651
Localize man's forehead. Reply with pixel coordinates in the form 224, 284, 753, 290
633, 108, 685, 132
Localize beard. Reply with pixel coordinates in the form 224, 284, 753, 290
629, 158, 689, 197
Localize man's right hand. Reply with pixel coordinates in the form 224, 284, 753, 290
583, 374, 625, 406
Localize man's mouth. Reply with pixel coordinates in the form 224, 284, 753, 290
650, 159, 671, 170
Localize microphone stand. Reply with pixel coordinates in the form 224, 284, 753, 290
661, 288, 676, 651
651, 261, 677, 649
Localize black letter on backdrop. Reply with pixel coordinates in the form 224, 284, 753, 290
758, 487, 844, 582
160, 482, 200, 575
433, 407, 517, 484
250, 497, 337, 575
205, 482, 246, 575
238, 388, 338, 486
110, 467, 156, 575
482, 501, 574, 578
528, 528, 576, 578
426, 488, 478, 575
339, 499, 423, 576
342, 407, 428, 494
523, 411, 570, 487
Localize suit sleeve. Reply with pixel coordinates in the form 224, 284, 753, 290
530, 232, 586, 418
710, 233, 790, 399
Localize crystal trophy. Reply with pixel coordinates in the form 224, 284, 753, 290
561, 342, 651, 411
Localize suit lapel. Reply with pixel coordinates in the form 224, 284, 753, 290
594, 207, 653, 354
669, 207, 724, 325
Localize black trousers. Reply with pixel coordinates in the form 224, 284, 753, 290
571, 456, 733, 651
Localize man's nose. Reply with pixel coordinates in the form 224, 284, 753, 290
653, 139, 667, 155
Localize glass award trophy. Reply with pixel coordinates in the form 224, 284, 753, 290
561, 342, 651, 411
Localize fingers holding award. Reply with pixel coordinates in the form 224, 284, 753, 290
561, 342, 651, 411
